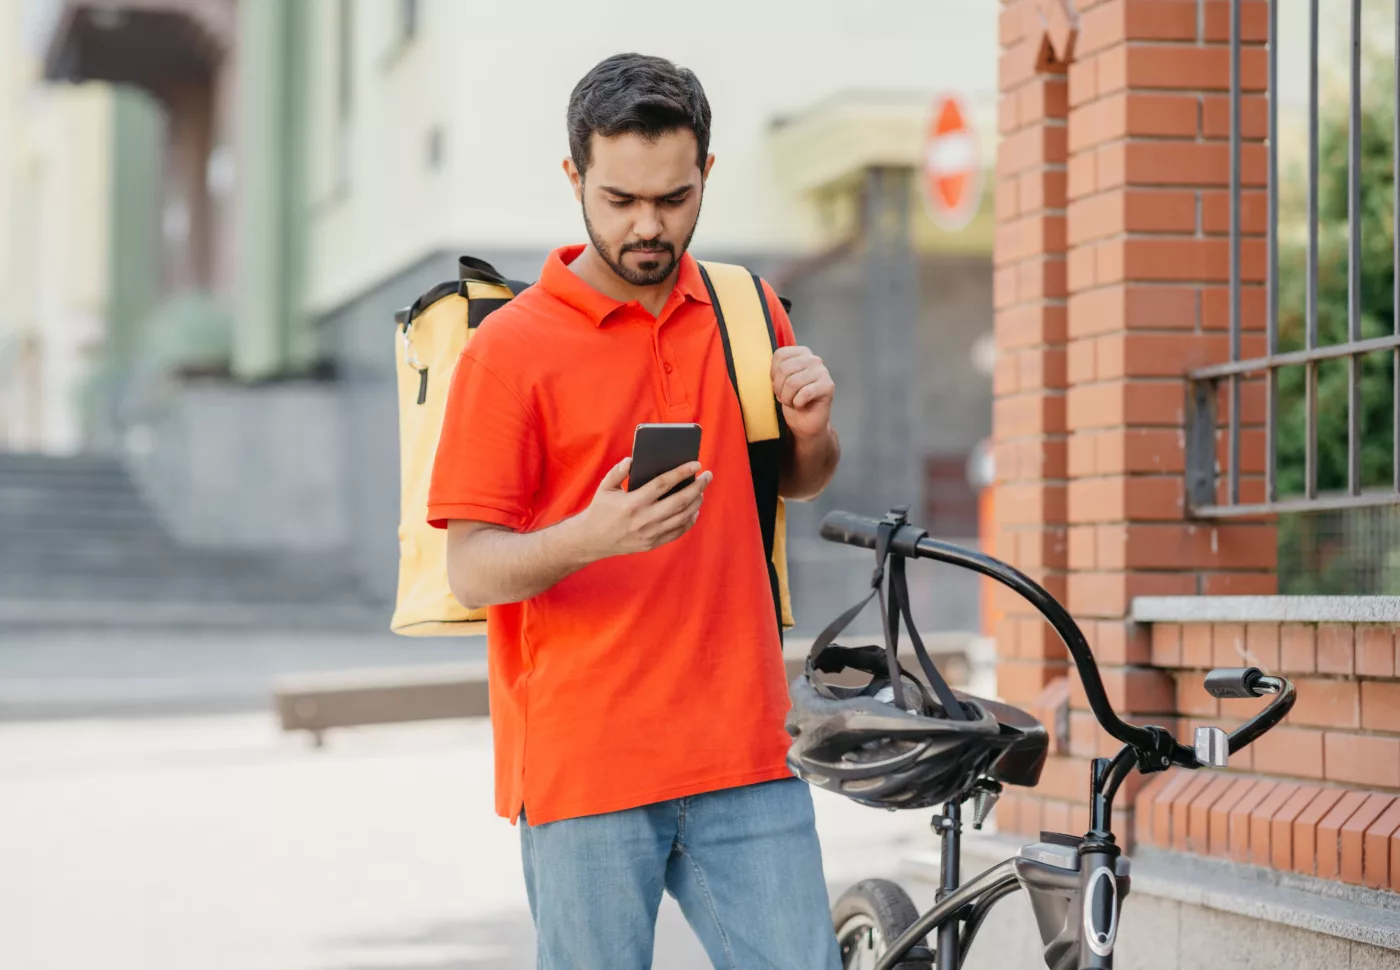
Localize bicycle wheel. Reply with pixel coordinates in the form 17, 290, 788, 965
831, 879, 934, 970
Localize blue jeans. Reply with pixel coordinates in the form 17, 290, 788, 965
519, 777, 842, 970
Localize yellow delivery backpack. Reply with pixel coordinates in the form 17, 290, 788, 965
391, 255, 794, 638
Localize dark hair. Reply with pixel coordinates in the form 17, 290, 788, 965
567, 53, 711, 176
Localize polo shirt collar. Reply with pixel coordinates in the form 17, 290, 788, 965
540, 244, 712, 327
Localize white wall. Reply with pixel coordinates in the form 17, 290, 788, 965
302, 0, 996, 313
0, 1, 112, 454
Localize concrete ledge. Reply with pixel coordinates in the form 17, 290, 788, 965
272, 635, 972, 741
273, 661, 491, 743
0, 598, 390, 631
1132, 596, 1400, 625
903, 831, 1400, 952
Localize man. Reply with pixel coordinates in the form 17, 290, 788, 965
427, 52, 842, 970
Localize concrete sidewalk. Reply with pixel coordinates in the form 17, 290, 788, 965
0, 711, 940, 970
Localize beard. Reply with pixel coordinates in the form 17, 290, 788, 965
582, 194, 702, 287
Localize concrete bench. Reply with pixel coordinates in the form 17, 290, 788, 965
274, 661, 490, 746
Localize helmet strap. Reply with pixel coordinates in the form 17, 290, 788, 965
890, 556, 970, 720
805, 515, 971, 720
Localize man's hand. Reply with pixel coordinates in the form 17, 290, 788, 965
772, 346, 834, 439
572, 458, 712, 562
445, 458, 711, 610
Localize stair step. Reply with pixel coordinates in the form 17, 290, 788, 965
0, 545, 356, 574
0, 532, 180, 556
0, 452, 372, 615
0, 487, 151, 513
0, 507, 164, 531
0, 519, 167, 537
0, 597, 389, 631
0, 572, 367, 602
0, 452, 126, 475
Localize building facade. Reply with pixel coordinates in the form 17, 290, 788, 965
24, 0, 1002, 635
0, 2, 120, 454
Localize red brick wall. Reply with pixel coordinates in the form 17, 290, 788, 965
993, 1, 1281, 850
993, 0, 1072, 710
1130, 621, 1400, 889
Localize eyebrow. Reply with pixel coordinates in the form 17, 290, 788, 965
598, 184, 694, 202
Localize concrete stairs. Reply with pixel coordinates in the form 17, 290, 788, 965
0, 452, 383, 629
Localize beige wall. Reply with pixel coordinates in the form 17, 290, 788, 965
300, 0, 998, 314
0, 2, 113, 453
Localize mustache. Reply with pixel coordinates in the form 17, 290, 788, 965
621, 242, 674, 256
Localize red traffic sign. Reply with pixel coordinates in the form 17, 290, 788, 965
921, 92, 982, 232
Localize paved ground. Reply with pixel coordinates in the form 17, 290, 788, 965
0, 712, 940, 970
0, 628, 484, 720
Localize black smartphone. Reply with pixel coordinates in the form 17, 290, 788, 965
628, 423, 702, 498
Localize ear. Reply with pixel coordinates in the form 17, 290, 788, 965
701, 153, 715, 184
563, 158, 584, 202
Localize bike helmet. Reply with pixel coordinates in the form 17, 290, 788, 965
787, 643, 1013, 810
786, 513, 1046, 810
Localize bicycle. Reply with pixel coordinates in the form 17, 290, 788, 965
796, 507, 1297, 970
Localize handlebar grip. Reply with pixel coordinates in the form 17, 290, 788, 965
1226, 673, 1296, 754
820, 511, 928, 558
818, 511, 880, 550
1204, 667, 1263, 699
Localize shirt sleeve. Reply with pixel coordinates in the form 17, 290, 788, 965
427, 348, 541, 531
759, 279, 797, 350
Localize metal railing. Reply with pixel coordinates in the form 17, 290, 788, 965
1186, 0, 1399, 518
1278, 504, 1400, 594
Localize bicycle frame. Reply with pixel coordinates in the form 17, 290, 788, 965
872, 807, 1019, 970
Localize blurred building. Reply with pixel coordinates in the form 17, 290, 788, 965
0, 3, 119, 454
18, 0, 1000, 635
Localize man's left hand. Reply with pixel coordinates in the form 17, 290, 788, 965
772, 346, 834, 439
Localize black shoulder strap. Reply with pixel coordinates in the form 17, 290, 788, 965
459, 255, 530, 294
458, 256, 531, 329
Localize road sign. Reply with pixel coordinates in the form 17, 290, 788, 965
921, 92, 982, 232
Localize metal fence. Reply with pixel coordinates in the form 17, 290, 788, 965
1278, 504, 1400, 594
1186, 0, 1400, 518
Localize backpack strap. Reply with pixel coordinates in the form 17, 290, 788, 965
458, 255, 531, 295
695, 262, 783, 443
696, 261, 787, 636
458, 256, 530, 329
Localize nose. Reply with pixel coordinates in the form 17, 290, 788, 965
632, 204, 663, 241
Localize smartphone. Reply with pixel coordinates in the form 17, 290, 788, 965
629, 423, 703, 498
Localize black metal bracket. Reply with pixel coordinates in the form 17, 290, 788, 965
1184, 377, 1219, 513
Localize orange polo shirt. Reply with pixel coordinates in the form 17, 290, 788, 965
427, 245, 797, 825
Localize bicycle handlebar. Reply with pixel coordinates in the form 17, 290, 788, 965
820, 510, 1197, 767
1223, 671, 1296, 753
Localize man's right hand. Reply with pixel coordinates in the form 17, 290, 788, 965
571, 458, 712, 562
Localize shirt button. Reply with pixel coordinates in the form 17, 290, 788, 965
663, 363, 673, 374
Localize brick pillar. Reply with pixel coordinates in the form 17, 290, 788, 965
992, 0, 1280, 843
992, 0, 1074, 836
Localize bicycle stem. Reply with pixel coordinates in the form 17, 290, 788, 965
1090, 747, 1139, 836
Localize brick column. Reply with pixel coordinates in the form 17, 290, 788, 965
993, 0, 1280, 843
992, 0, 1074, 835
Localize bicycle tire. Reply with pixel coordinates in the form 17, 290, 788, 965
831, 879, 934, 970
